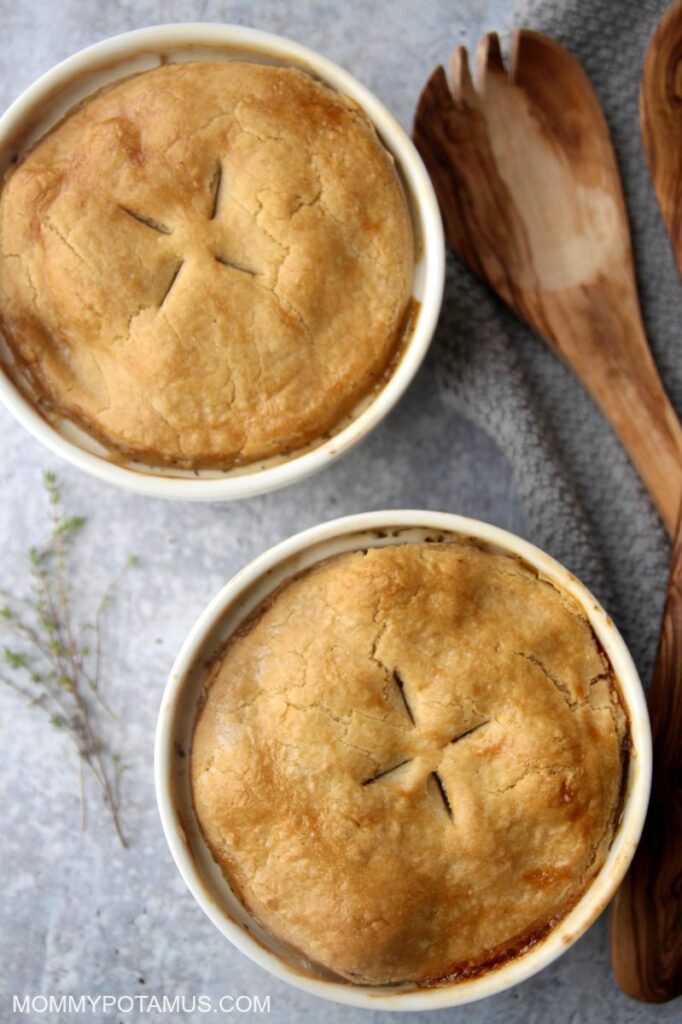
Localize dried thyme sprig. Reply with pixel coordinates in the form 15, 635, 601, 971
0, 471, 135, 847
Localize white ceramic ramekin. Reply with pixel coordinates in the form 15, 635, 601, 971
155, 510, 652, 1011
0, 24, 444, 500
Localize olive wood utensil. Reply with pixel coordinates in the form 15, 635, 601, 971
413, 29, 682, 534
610, 506, 682, 1003
609, 2, 682, 1002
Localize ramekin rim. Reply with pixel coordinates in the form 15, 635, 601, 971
0, 22, 445, 501
154, 509, 652, 1011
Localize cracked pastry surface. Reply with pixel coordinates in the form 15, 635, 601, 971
191, 540, 627, 986
0, 61, 413, 467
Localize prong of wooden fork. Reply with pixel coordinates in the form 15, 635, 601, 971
509, 28, 530, 83
510, 29, 578, 91
476, 32, 506, 91
450, 45, 476, 103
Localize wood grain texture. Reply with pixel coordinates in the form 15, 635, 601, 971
609, 2, 682, 1002
610, 508, 682, 1002
413, 29, 682, 534
641, 0, 682, 271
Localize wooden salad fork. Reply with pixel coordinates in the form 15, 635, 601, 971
609, 0, 682, 1003
413, 29, 682, 535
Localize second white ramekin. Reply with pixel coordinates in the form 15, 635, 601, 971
0, 24, 444, 500
155, 510, 651, 1011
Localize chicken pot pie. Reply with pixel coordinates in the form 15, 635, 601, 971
0, 61, 413, 467
191, 540, 628, 986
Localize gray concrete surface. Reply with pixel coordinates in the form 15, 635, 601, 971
0, 2, 676, 1023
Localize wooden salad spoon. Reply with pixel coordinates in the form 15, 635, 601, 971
413, 29, 682, 535
609, 0, 682, 1003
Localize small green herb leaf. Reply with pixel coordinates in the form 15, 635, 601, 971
3, 648, 28, 670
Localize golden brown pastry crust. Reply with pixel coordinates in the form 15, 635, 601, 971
0, 61, 413, 467
191, 541, 627, 985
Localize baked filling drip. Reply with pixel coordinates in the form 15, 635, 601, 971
0, 61, 413, 467
191, 541, 627, 986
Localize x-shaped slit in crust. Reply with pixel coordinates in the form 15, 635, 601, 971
120, 206, 172, 235
361, 668, 491, 821
159, 261, 184, 307
209, 161, 223, 220
362, 759, 411, 787
214, 254, 259, 276
430, 770, 453, 819
393, 670, 415, 724
450, 720, 490, 745
119, 159, 261, 313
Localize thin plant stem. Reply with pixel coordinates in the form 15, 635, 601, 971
0, 473, 134, 848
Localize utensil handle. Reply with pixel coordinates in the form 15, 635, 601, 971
610, 505, 682, 1002
540, 285, 682, 536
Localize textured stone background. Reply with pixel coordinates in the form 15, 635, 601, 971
0, 2, 677, 1023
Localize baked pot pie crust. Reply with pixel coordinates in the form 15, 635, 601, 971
0, 61, 413, 467
191, 541, 627, 986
